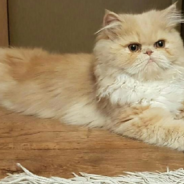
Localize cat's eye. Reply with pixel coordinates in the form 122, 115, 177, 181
128, 44, 141, 52
154, 40, 165, 48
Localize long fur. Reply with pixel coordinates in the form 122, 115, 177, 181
0, 4, 184, 151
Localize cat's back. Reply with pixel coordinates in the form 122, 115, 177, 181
0, 48, 94, 81
0, 48, 99, 120
0, 47, 96, 101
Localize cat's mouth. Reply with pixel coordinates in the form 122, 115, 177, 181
148, 58, 154, 63
126, 55, 170, 78
146, 57, 164, 69
146, 55, 157, 63
146, 58, 170, 71
141, 58, 166, 74
145, 57, 158, 66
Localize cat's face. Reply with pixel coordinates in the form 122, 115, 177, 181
94, 4, 184, 81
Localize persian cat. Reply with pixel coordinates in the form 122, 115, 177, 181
0, 4, 184, 151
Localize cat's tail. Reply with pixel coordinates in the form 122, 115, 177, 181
110, 106, 184, 151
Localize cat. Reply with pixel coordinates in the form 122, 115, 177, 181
0, 3, 184, 151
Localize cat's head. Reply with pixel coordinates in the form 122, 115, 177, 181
94, 4, 184, 81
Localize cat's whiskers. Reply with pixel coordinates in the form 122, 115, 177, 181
128, 58, 151, 74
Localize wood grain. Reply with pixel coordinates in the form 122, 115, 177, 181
0, 0, 8, 47
0, 107, 184, 179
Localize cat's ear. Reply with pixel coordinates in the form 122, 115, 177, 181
161, 2, 184, 27
103, 10, 121, 26
96, 10, 122, 34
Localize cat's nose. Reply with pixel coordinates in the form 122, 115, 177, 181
145, 50, 153, 56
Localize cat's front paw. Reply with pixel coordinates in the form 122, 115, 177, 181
174, 110, 184, 120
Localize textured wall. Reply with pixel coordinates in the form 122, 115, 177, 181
0, 0, 8, 47
8, 0, 175, 53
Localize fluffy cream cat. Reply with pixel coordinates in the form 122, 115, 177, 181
0, 4, 184, 151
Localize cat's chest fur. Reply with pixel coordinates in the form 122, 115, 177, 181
102, 75, 184, 115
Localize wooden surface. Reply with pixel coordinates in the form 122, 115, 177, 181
0, 107, 184, 179
0, 0, 8, 47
